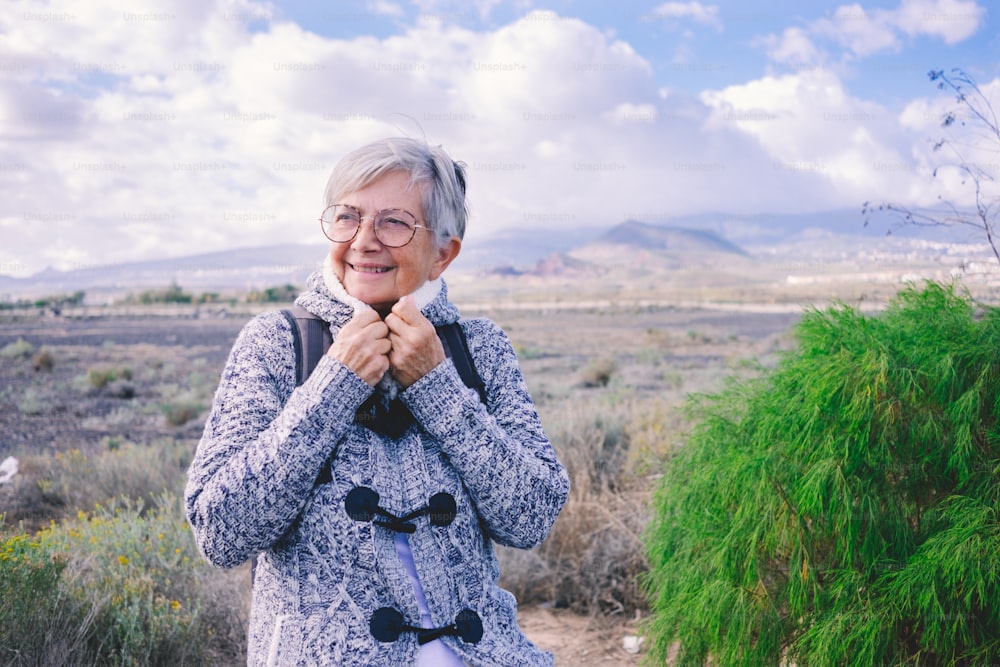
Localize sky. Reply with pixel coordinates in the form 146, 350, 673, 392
0, 0, 997, 277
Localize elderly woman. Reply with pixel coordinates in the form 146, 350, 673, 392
185, 137, 569, 666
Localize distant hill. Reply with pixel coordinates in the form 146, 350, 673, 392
566, 221, 750, 274
1, 209, 988, 302
588, 220, 748, 255
0, 243, 330, 302
451, 224, 606, 273
486, 251, 604, 278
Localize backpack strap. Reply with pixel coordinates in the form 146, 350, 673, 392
280, 305, 332, 386
436, 322, 488, 405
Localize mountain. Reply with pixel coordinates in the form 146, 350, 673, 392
468, 221, 751, 280
0, 243, 330, 301
1, 209, 989, 302
566, 220, 751, 274
450, 224, 606, 273
588, 220, 747, 255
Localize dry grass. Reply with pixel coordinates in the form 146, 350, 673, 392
0, 302, 797, 662
499, 395, 674, 616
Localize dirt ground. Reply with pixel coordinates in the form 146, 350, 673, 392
0, 303, 801, 665
518, 605, 647, 665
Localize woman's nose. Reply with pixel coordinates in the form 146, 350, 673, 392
351, 218, 382, 249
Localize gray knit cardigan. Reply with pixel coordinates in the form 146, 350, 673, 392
185, 272, 570, 666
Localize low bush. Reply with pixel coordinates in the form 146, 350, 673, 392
0, 495, 247, 665
0, 532, 78, 665
245, 283, 298, 303
1, 338, 34, 361
579, 357, 617, 388
36, 441, 191, 516
16, 388, 49, 416
160, 401, 205, 427
32, 348, 54, 372
86, 366, 133, 390
643, 282, 1000, 666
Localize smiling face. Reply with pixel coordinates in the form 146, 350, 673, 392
329, 171, 461, 315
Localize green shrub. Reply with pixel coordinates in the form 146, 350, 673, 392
120, 282, 194, 305
16, 387, 49, 416
0, 532, 80, 664
1, 338, 34, 360
86, 366, 133, 390
512, 341, 545, 360
195, 291, 220, 304
161, 401, 204, 427
245, 283, 298, 303
643, 282, 1000, 666
0, 494, 246, 665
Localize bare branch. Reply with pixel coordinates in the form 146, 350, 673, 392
865, 68, 1000, 263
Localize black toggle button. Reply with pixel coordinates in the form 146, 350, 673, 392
369, 607, 483, 645
344, 486, 456, 533
344, 486, 380, 522
427, 492, 457, 527
370, 607, 412, 643
454, 608, 484, 644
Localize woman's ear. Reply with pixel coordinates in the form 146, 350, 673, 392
429, 237, 462, 280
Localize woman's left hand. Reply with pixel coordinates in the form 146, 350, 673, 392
384, 296, 446, 388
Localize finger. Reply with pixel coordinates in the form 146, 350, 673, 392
350, 308, 382, 328
338, 310, 378, 339
389, 294, 422, 324
363, 318, 390, 340
343, 310, 389, 344
387, 311, 432, 341
360, 357, 391, 387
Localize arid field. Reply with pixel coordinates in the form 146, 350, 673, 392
7, 238, 998, 664
0, 292, 805, 665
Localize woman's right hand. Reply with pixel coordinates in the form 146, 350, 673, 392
329, 309, 391, 386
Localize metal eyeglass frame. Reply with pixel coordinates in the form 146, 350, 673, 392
319, 204, 431, 248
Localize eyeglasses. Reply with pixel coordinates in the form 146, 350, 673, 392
319, 204, 430, 248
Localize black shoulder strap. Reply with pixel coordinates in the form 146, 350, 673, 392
280, 306, 332, 386
437, 322, 488, 404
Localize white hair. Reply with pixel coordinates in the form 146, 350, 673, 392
323, 137, 468, 247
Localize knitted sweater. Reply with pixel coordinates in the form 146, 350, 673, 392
185, 271, 570, 666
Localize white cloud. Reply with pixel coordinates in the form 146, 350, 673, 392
812, 4, 900, 58
701, 67, 1000, 213
759, 27, 822, 66
894, 0, 986, 43
651, 1, 722, 31
0, 0, 980, 276
604, 103, 658, 124
701, 69, 928, 202
367, 0, 405, 18
757, 0, 985, 65
899, 74, 1000, 199
0, 2, 694, 273
410, 0, 509, 22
